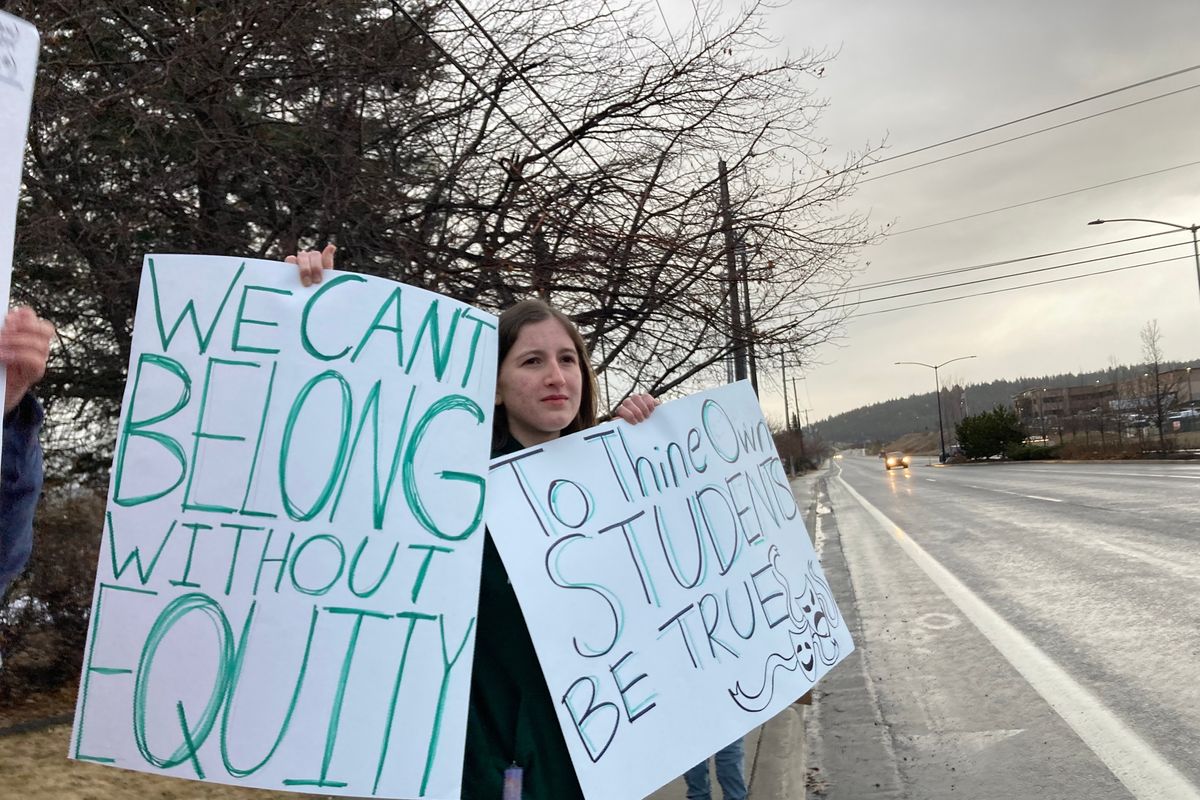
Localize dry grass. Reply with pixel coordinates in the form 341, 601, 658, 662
0, 724, 337, 800
883, 431, 939, 455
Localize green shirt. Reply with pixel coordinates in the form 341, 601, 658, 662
461, 438, 584, 800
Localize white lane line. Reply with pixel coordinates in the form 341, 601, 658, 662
1107, 473, 1200, 481
1017, 468, 1200, 481
993, 488, 1063, 503
1091, 541, 1200, 580
835, 474, 1200, 800
964, 485, 1063, 503
925, 478, 937, 482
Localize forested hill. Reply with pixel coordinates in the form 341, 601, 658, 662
816, 361, 1194, 445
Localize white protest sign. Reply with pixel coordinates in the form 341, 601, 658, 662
486, 381, 854, 799
71, 254, 497, 800
0, 10, 39, 456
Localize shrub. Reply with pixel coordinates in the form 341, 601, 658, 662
0, 488, 104, 699
955, 405, 1025, 460
1005, 443, 1059, 461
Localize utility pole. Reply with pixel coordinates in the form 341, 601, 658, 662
781, 356, 793, 474
737, 241, 759, 395
791, 376, 802, 431
718, 160, 747, 382
791, 376, 805, 468
781, 356, 790, 432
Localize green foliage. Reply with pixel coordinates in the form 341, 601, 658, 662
1005, 442, 1058, 461
955, 404, 1025, 460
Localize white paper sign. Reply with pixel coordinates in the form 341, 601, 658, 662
486, 381, 854, 799
71, 254, 498, 800
0, 11, 39, 458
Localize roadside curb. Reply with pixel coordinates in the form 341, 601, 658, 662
749, 702, 807, 799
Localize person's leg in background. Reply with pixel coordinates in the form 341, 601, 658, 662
683, 758, 712, 800
712, 737, 747, 800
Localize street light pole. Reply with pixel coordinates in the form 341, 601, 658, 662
1088, 217, 1200, 305
895, 355, 977, 462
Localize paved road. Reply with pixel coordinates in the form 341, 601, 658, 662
806, 453, 1200, 800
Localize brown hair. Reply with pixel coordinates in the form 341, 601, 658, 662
493, 299, 599, 450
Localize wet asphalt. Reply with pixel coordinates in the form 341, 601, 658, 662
805, 452, 1200, 800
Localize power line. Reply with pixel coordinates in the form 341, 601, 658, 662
847, 239, 1188, 306
819, 229, 1175, 297
849, 254, 1189, 318
888, 159, 1200, 236
392, 3, 574, 183
863, 63, 1200, 171
653, 0, 683, 58
446, 0, 612, 178
861, 82, 1200, 184
599, 0, 642, 64
393, 1, 645, 253
688, 0, 707, 48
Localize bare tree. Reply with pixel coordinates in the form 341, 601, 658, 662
1140, 319, 1177, 449
13, 0, 878, 481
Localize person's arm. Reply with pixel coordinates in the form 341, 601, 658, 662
0, 307, 54, 597
0, 392, 44, 596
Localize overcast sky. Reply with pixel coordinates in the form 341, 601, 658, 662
661, 0, 1200, 424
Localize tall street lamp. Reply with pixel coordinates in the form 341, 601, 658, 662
895, 355, 977, 463
1087, 217, 1200, 304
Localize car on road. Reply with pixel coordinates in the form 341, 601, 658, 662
884, 451, 911, 470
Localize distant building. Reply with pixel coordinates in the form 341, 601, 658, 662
1012, 366, 1199, 435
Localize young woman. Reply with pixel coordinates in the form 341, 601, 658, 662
289, 247, 657, 798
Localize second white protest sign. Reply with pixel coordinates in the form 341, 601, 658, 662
486, 380, 854, 800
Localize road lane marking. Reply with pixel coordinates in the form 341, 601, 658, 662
1091, 540, 1200, 579
1105, 472, 1200, 481
835, 474, 1200, 800
993, 488, 1063, 503
1009, 468, 1200, 481
963, 484, 1063, 502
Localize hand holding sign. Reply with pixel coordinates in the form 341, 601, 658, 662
613, 392, 659, 424
286, 244, 336, 287
1, 306, 54, 413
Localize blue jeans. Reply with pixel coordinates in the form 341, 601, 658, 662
683, 737, 747, 800
0, 394, 43, 598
